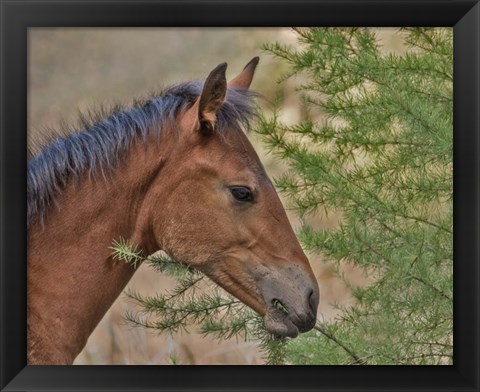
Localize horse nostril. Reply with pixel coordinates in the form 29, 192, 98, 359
308, 289, 317, 314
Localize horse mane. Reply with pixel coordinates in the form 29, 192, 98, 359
27, 81, 257, 227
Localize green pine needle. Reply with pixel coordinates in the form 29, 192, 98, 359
110, 238, 144, 268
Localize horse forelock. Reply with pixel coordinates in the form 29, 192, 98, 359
27, 81, 257, 227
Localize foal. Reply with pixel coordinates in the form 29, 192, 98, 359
27, 58, 319, 364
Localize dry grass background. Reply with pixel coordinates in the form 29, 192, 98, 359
28, 28, 404, 365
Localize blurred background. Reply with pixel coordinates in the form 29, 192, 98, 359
28, 28, 404, 365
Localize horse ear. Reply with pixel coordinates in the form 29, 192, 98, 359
182, 62, 227, 135
228, 57, 259, 90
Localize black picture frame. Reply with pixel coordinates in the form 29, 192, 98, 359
1, 1, 478, 391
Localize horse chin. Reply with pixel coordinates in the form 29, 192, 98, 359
263, 308, 299, 338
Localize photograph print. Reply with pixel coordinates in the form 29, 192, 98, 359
27, 27, 453, 365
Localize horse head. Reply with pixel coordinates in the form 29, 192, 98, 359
152, 58, 319, 337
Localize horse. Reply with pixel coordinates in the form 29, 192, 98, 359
27, 57, 320, 364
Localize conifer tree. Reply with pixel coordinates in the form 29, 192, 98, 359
256, 27, 453, 365
114, 28, 453, 365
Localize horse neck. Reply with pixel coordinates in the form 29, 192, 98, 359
27, 134, 170, 364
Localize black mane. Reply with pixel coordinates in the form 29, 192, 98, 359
27, 81, 256, 226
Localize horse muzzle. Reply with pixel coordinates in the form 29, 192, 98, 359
260, 265, 319, 338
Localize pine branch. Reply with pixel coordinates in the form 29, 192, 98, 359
111, 239, 288, 364
110, 238, 144, 268
313, 324, 367, 365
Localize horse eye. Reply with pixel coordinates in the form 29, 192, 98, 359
230, 186, 254, 202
